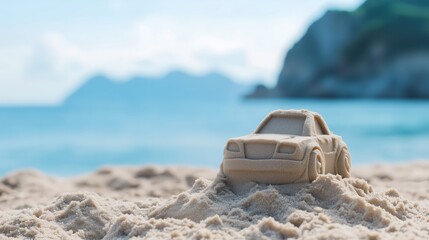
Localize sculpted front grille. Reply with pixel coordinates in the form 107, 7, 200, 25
244, 142, 276, 159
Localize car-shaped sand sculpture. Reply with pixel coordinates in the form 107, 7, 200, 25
221, 109, 351, 189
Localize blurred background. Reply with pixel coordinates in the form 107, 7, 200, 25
1, 0, 429, 176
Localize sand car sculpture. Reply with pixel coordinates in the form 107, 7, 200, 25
221, 109, 351, 189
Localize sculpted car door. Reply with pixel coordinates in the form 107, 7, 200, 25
314, 116, 336, 172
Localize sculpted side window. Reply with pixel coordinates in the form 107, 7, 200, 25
257, 116, 305, 136
314, 116, 329, 135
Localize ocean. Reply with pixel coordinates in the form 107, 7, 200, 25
0, 99, 428, 176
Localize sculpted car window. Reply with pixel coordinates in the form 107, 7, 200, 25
257, 116, 305, 135
314, 116, 329, 135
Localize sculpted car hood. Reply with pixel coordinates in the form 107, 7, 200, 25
231, 134, 310, 143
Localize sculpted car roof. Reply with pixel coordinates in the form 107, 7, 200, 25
231, 133, 312, 142
268, 109, 320, 118
251, 109, 328, 136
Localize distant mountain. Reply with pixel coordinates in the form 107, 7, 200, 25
248, 0, 429, 98
64, 71, 250, 107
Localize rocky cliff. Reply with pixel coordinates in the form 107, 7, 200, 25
249, 0, 429, 98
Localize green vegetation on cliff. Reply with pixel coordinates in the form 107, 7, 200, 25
346, 0, 429, 63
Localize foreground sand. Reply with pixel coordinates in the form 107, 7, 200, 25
0, 163, 428, 239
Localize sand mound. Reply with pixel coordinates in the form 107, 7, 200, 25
0, 166, 214, 210
150, 173, 427, 239
0, 163, 428, 239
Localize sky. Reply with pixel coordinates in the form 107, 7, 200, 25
0, 0, 363, 105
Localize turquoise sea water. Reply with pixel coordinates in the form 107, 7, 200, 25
0, 99, 428, 176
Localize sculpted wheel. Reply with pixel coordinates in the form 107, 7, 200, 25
308, 149, 325, 182
337, 149, 351, 178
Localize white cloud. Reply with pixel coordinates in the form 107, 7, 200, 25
29, 15, 295, 88
121, 14, 297, 82
0, 17, 302, 104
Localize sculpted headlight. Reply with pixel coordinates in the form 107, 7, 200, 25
226, 142, 240, 152
278, 144, 296, 154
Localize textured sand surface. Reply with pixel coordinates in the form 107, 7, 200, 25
0, 163, 428, 239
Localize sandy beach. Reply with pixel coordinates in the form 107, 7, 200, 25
0, 162, 428, 239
